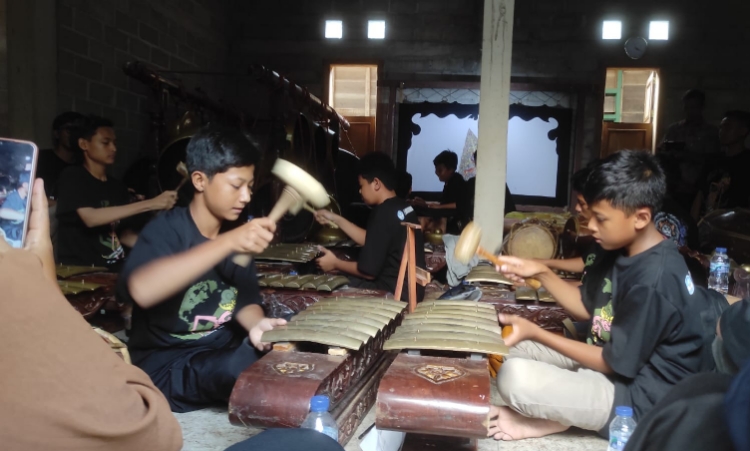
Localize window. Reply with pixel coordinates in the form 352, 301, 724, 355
603, 68, 659, 123
602, 21, 622, 40
328, 65, 378, 117
325, 20, 343, 39
649, 21, 669, 40
368, 20, 385, 39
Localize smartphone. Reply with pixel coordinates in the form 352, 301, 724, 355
0, 138, 39, 248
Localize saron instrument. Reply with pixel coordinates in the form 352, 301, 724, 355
376, 300, 508, 440
228, 297, 405, 445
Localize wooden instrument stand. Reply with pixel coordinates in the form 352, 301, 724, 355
394, 222, 430, 313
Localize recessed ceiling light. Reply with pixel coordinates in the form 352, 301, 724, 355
649, 21, 669, 40
602, 20, 622, 40
325, 20, 343, 39
368, 20, 385, 39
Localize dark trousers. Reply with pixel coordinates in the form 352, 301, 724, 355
133, 327, 263, 413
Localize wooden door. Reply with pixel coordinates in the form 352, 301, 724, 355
600, 122, 653, 158
340, 116, 376, 157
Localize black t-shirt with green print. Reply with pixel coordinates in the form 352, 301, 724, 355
56, 166, 132, 269
585, 239, 705, 436
580, 242, 617, 347
119, 207, 263, 352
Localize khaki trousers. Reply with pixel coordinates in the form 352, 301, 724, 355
496, 340, 614, 431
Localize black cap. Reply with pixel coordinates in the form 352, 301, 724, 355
720, 299, 750, 369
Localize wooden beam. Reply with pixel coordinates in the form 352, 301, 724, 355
474, 0, 516, 253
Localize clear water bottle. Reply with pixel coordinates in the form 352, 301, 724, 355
708, 247, 730, 294
300, 395, 339, 442
607, 406, 637, 451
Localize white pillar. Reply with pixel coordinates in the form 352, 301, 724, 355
474, 0, 515, 253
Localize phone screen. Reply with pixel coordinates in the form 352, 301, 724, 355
0, 139, 39, 248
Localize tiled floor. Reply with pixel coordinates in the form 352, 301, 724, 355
175, 406, 606, 451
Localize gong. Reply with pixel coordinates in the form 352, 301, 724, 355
157, 111, 202, 206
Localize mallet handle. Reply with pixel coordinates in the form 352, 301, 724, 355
302, 203, 339, 229
476, 247, 543, 290
175, 176, 189, 192
232, 187, 303, 267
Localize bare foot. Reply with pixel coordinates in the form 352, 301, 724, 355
487, 405, 569, 440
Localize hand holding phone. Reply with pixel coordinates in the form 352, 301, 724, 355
0, 177, 56, 283
0, 138, 39, 248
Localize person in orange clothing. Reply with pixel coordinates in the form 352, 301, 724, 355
0, 178, 182, 451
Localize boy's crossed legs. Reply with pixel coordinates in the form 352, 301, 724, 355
490, 340, 614, 440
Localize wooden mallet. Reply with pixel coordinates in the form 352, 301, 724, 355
232, 159, 330, 267
301, 202, 339, 229
175, 162, 190, 191
454, 222, 542, 290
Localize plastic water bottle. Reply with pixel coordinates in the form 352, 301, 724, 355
300, 395, 338, 442
708, 247, 730, 294
607, 406, 637, 451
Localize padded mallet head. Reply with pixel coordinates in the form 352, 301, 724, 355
454, 221, 483, 264
271, 158, 329, 209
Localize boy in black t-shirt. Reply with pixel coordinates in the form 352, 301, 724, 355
412, 150, 466, 234
537, 162, 596, 275
432, 150, 466, 209
314, 152, 426, 302
117, 126, 285, 412
56, 116, 178, 269
489, 150, 704, 441
37, 112, 85, 200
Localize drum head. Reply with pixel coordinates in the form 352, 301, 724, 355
507, 224, 556, 259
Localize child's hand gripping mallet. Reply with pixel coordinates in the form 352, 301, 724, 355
454, 221, 542, 290
232, 159, 330, 267
301, 203, 339, 229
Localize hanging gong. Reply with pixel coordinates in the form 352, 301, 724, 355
313, 123, 336, 193
157, 111, 201, 206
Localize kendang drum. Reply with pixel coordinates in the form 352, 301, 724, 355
502, 219, 558, 260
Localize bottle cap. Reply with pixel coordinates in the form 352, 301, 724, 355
716, 247, 727, 253
310, 395, 330, 412
615, 406, 633, 417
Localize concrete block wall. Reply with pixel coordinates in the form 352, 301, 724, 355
56, 0, 230, 177
228, 0, 483, 98
0, 0, 7, 136
226, 0, 750, 165
512, 0, 750, 143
